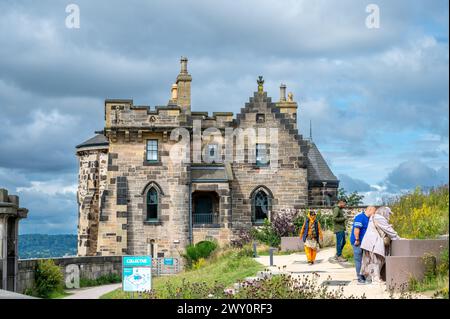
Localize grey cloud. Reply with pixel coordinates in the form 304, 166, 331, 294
0, 0, 448, 233
385, 160, 449, 191
338, 174, 374, 192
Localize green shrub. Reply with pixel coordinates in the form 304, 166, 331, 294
251, 219, 280, 247
184, 240, 218, 267
437, 249, 449, 276
80, 273, 121, 287
34, 259, 64, 298
196, 241, 218, 258
236, 245, 254, 258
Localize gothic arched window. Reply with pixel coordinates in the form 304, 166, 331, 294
146, 188, 159, 221
251, 187, 273, 223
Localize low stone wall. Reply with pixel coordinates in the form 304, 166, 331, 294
193, 227, 231, 246
17, 255, 122, 294
386, 239, 449, 291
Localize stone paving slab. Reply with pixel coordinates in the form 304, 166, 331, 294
254, 247, 429, 299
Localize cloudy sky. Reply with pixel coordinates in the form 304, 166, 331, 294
0, 0, 448, 234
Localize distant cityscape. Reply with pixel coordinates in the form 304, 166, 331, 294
18, 234, 77, 259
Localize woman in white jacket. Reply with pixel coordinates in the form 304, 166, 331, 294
360, 206, 401, 283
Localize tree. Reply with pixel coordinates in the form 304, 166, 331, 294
338, 188, 364, 206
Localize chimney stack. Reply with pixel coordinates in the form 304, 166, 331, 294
279, 83, 287, 102
176, 56, 192, 114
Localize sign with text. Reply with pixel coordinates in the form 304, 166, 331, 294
122, 256, 152, 292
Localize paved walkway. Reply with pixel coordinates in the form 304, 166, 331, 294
63, 283, 121, 299
255, 248, 427, 299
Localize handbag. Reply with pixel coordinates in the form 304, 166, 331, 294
373, 218, 391, 246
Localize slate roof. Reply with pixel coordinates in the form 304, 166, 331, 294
76, 134, 109, 149
191, 164, 233, 182
306, 141, 338, 183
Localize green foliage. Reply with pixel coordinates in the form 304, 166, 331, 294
34, 259, 64, 298
409, 249, 449, 298
390, 186, 449, 239
184, 240, 218, 267
236, 244, 254, 258
79, 273, 121, 288
101, 247, 264, 299
251, 219, 280, 247
338, 188, 364, 206
251, 209, 335, 248
315, 211, 334, 231
147, 274, 361, 299
232, 274, 361, 299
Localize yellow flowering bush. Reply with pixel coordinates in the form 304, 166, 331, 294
390, 186, 449, 239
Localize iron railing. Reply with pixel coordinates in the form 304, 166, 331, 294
192, 213, 217, 225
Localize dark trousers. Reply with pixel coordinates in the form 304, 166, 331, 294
335, 231, 346, 257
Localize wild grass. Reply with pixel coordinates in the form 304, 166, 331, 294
101, 247, 263, 299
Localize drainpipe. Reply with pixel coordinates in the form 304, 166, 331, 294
188, 182, 193, 245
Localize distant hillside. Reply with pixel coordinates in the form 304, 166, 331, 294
18, 234, 77, 259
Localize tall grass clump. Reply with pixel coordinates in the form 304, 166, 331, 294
389, 185, 449, 239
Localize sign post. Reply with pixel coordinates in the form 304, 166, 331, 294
122, 255, 152, 296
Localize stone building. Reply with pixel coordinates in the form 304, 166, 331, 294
0, 188, 28, 292
76, 57, 339, 258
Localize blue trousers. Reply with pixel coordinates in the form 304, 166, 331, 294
335, 231, 346, 257
352, 245, 365, 280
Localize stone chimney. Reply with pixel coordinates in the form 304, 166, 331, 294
176, 56, 192, 114
169, 83, 178, 105
276, 84, 298, 125
279, 83, 287, 102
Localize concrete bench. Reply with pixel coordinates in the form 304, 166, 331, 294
280, 237, 304, 252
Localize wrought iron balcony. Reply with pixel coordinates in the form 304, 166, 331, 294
192, 213, 218, 225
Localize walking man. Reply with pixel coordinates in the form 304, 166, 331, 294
350, 206, 376, 283
331, 199, 347, 262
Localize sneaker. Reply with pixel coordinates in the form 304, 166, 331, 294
337, 256, 348, 262
329, 256, 338, 263
357, 278, 367, 285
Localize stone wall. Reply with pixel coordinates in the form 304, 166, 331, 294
231, 92, 309, 234
16, 256, 122, 294
77, 149, 108, 256
297, 206, 371, 230
98, 131, 190, 259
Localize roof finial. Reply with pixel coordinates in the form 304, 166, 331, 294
309, 119, 313, 140
257, 76, 264, 93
